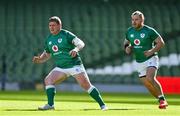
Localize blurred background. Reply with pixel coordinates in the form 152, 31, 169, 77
0, 0, 179, 93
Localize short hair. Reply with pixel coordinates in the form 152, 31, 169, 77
49, 16, 61, 25
131, 11, 145, 20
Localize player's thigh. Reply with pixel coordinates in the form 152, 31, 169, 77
45, 69, 67, 85
146, 67, 157, 81
140, 76, 151, 86
146, 56, 159, 80
74, 72, 92, 90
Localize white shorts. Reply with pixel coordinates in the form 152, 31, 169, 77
135, 56, 159, 77
51, 64, 87, 77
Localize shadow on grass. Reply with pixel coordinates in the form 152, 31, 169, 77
4, 108, 141, 111
82, 108, 140, 111
4, 109, 39, 111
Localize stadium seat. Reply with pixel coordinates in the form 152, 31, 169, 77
160, 5, 172, 33
151, 5, 163, 34
175, 37, 180, 53
169, 6, 180, 31
159, 66, 171, 76
159, 46, 169, 57
167, 40, 177, 54
159, 56, 169, 66
170, 66, 180, 76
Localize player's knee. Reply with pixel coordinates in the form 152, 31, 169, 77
81, 83, 91, 91
44, 77, 54, 85
81, 84, 89, 90
44, 78, 49, 85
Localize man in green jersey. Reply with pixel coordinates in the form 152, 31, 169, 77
124, 11, 168, 109
33, 16, 107, 111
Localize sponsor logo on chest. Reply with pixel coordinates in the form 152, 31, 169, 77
52, 45, 59, 52
131, 33, 146, 46
134, 39, 140, 45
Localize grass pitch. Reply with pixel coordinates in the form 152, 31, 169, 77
0, 91, 180, 116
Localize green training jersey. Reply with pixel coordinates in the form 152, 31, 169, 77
126, 25, 159, 63
44, 29, 82, 68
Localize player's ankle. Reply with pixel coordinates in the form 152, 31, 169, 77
158, 95, 165, 102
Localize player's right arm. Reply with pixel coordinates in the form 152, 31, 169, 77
32, 51, 51, 64
124, 39, 132, 55
70, 37, 85, 57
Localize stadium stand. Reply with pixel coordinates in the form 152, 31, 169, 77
0, 0, 179, 87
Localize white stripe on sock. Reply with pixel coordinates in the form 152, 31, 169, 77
45, 85, 55, 89
158, 95, 164, 98
87, 86, 95, 94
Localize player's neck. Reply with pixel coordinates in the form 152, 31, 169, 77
135, 24, 144, 30
52, 30, 60, 36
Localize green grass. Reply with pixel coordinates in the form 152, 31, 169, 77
0, 91, 180, 116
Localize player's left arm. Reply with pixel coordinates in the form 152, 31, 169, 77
144, 36, 165, 57
32, 51, 51, 64
70, 37, 85, 57
124, 39, 132, 55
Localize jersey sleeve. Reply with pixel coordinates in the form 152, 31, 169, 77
150, 28, 160, 41
66, 31, 77, 43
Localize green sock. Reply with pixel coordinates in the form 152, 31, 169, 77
158, 95, 165, 102
46, 85, 56, 106
89, 87, 105, 107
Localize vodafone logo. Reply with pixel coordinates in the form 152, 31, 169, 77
52, 45, 58, 52
134, 39, 140, 45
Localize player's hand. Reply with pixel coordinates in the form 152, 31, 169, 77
125, 46, 132, 55
69, 50, 77, 57
32, 56, 41, 63
144, 50, 153, 57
